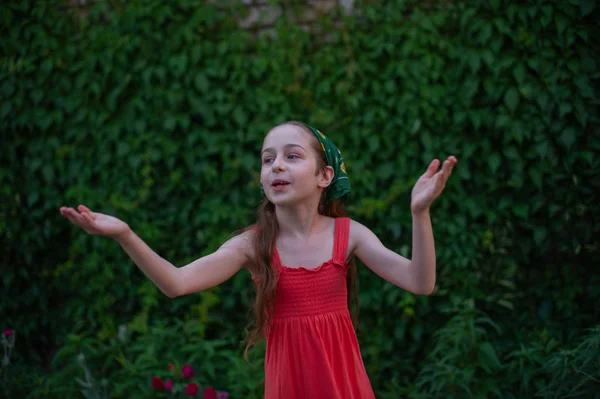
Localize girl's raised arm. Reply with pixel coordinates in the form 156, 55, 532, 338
350, 156, 457, 295
350, 220, 432, 295
60, 205, 253, 298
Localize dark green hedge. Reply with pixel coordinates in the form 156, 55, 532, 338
1, 0, 599, 397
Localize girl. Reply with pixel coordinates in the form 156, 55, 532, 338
59, 121, 457, 398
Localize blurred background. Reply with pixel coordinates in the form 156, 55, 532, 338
1, 0, 599, 398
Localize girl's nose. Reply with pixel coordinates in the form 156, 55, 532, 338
272, 157, 285, 172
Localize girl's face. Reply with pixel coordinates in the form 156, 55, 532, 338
260, 124, 332, 206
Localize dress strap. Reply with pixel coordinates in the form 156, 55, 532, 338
333, 217, 351, 266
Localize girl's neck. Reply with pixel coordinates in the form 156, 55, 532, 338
275, 201, 328, 239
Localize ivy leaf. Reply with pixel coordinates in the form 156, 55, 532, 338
555, 12, 568, 35
558, 127, 576, 150
513, 63, 526, 85
488, 153, 501, 173
513, 203, 529, 219
534, 227, 547, 245
479, 23, 492, 44
194, 73, 209, 92
529, 168, 543, 190
580, 0, 595, 16
232, 107, 247, 126
504, 87, 520, 113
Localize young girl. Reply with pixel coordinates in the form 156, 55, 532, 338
59, 121, 457, 398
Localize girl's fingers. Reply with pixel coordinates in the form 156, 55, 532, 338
65, 208, 85, 227
64, 212, 80, 227
77, 205, 93, 219
424, 159, 440, 178
78, 204, 92, 214
82, 212, 95, 224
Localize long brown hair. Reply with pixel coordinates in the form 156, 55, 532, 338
242, 121, 359, 362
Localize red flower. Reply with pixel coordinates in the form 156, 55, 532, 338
168, 363, 174, 370
150, 376, 164, 390
203, 387, 217, 399
185, 383, 199, 397
3, 329, 13, 337
181, 364, 194, 379
165, 380, 173, 392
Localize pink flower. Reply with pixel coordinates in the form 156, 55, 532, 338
217, 392, 230, 399
165, 380, 173, 392
150, 376, 164, 390
182, 364, 195, 379
203, 386, 217, 399
3, 329, 13, 337
185, 383, 199, 397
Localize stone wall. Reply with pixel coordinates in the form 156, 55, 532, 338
65, 0, 356, 35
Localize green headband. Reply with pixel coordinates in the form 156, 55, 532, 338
260, 123, 351, 203
302, 124, 351, 203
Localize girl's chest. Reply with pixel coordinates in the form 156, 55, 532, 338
276, 236, 335, 268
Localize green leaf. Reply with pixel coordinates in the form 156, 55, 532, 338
504, 87, 520, 113
574, 75, 594, 98
169, 54, 188, 77
495, 114, 512, 129
559, 102, 573, 117
232, 106, 247, 126
580, 0, 595, 16
481, 50, 494, 68
513, 203, 529, 219
42, 164, 54, 183
30, 89, 44, 104
534, 227, 547, 245
558, 127, 576, 150
479, 23, 492, 44
513, 63, 526, 85
555, 12, 569, 35
497, 299, 514, 310
529, 168, 543, 190
468, 53, 481, 73
488, 153, 501, 173
536, 92, 550, 111
194, 73, 209, 92
479, 342, 502, 371
163, 115, 177, 131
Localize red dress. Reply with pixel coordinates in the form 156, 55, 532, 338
253, 217, 376, 399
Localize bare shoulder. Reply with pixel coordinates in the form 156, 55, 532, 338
348, 218, 372, 255
219, 228, 256, 258
219, 228, 257, 272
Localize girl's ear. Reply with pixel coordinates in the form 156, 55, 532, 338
318, 165, 335, 189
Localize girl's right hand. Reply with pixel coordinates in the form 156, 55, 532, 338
59, 204, 131, 241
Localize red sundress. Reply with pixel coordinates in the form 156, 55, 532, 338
252, 217, 376, 399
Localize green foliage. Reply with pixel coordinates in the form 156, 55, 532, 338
27, 319, 264, 398
414, 304, 504, 398
537, 324, 600, 399
1, 0, 599, 397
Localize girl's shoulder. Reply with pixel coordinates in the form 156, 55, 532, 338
219, 227, 257, 271
346, 218, 373, 256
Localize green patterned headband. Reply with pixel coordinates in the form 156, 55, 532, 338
260, 123, 351, 203
303, 123, 351, 203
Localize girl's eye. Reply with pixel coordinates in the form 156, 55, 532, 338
263, 158, 273, 164
288, 154, 299, 159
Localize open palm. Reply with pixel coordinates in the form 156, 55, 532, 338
411, 156, 457, 213
59, 204, 130, 240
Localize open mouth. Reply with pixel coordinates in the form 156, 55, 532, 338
271, 179, 290, 188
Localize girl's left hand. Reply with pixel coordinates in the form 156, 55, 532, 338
411, 156, 458, 214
